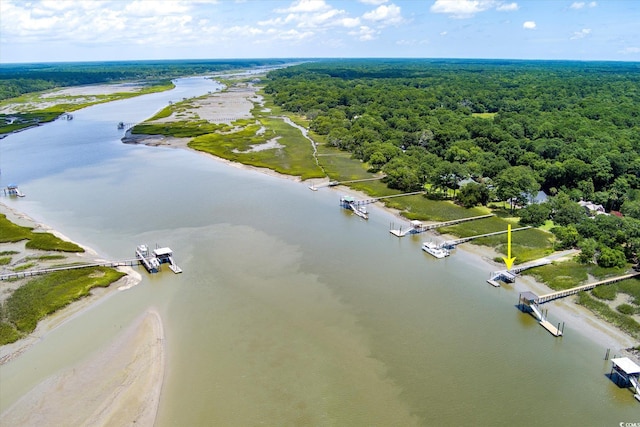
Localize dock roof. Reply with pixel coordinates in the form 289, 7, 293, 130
520, 291, 539, 303
612, 357, 640, 375
153, 247, 173, 256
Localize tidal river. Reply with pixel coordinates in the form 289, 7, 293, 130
0, 75, 637, 426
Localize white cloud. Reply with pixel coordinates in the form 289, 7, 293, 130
523, 21, 536, 30
430, 0, 493, 18
497, 2, 518, 12
570, 1, 597, 9
431, 1, 518, 18
396, 38, 429, 46
276, 0, 330, 14
570, 28, 591, 39
618, 47, 640, 54
362, 4, 402, 25
348, 25, 378, 41
440, 31, 448, 36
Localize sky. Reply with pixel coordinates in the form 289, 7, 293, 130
0, 0, 638, 63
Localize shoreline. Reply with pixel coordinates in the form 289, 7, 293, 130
0, 202, 142, 365
0, 310, 165, 426
125, 129, 639, 359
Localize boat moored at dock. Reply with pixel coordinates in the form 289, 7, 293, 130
136, 244, 182, 274
421, 241, 450, 259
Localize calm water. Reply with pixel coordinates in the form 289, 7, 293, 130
0, 76, 637, 426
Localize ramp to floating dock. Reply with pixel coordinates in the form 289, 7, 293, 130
530, 304, 543, 321
168, 256, 182, 273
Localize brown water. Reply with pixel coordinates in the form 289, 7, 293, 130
1, 76, 638, 426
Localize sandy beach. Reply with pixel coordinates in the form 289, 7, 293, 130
1, 203, 161, 426
0, 310, 165, 427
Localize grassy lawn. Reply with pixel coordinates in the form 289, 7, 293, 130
0, 267, 126, 345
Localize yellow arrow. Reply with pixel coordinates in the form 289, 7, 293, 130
502, 224, 516, 270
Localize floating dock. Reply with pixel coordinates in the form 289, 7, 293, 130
340, 196, 368, 219
518, 292, 563, 337
487, 258, 551, 287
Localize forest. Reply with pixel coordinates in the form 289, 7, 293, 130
264, 59, 640, 267
0, 59, 289, 101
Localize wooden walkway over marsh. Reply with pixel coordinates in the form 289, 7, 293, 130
390, 214, 494, 237
0, 259, 140, 281
443, 226, 531, 248
536, 272, 640, 304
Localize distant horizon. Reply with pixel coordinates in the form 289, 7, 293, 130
2, 56, 640, 67
1, 1, 638, 64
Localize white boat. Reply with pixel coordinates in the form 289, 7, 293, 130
422, 241, 450, 259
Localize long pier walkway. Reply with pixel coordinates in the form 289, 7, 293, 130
443, 226, 531, 248
311, 176, 384, 191
349, 191, 425, 207
536, 272, 640, 304
0, 259, 140, 281
390, 214, 494, 237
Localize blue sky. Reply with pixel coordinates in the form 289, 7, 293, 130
0, 0, 638, 63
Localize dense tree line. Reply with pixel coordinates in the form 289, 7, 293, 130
265, 59, 640, 264
0, 59, 288, 101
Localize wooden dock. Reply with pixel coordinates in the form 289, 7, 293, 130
390, 214, 494, 237
1, 244, 184, 281
443, 226, 531, 248
350, 191, 426, 207
536, 272, 640, 304
0, 259, 140, 281
518, 293, 564, 337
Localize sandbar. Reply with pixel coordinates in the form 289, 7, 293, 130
0, 310, 165, 427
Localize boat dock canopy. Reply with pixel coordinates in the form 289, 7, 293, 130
520, 291, 539, 304
612, 358, 640, 376
153, 247, 173, 257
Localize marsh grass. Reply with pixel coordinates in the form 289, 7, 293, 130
0, 214, 84, 253
577, 292, 640, 339
189, 117, 325, 179
525, 260, 630, 290
27, 254, 67, 261
13, 262, 36, 272
0, 267, 125, 345
132, 121, 227, 138
26, 233, 84, 252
